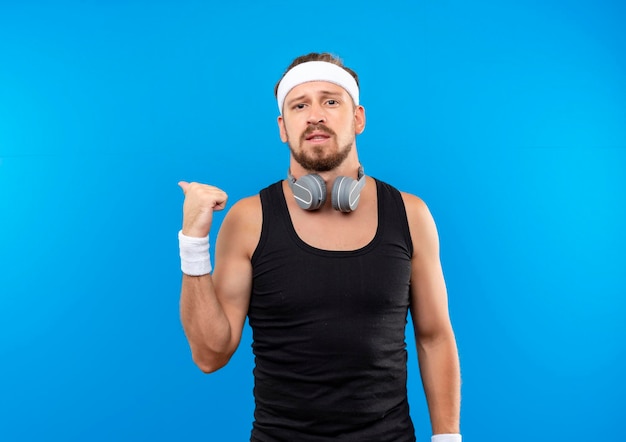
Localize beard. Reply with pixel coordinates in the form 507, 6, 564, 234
286, 123, 354, 172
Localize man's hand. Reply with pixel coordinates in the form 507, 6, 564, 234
178, 181, 228, 238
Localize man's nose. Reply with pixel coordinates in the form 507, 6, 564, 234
306, 104, 326, 124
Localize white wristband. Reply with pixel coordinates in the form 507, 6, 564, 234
432, 434, 462, 442
178, 230, 212, 276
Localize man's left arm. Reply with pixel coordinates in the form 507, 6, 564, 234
402, 193, 461, 439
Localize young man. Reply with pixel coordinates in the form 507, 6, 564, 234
178, 53, 461, 442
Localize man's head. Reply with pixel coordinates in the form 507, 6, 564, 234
276, 53, 365, 173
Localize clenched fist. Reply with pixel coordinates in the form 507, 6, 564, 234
178, 181, 228, 238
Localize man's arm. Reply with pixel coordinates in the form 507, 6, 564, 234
178, 182, 259, 373
402, 192, 461, 435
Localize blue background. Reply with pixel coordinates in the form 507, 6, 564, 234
1, 1, 624, 441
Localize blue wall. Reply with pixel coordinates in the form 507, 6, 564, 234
1, 1, 624, 440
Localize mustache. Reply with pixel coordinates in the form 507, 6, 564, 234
300, 124, 336, 142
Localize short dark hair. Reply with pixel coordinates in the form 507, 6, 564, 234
274, 52, 359, 97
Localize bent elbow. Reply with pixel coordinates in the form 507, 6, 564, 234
192, 353, 229, 374
195, 362, 224, 374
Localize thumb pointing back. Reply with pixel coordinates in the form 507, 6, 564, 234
178, 181, 189, 194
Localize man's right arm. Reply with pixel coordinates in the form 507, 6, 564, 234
178, 182, 259, 373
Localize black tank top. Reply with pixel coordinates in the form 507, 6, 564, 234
249, 178, 416, 442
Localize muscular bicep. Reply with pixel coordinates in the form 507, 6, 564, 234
402, 193, 452, 341
212, 196, 261, 352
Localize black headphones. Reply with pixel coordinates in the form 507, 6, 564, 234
287, 166, 367, 213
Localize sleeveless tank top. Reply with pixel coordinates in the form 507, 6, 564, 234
249, 178, 416, 442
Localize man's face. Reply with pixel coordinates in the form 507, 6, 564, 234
278, 81, 365, 172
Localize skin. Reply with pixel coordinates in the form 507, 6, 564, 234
179, 80, 460, 435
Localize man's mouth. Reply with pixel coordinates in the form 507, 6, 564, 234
305, 131, 332, 141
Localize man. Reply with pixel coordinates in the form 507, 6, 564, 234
178, 52, 461, 442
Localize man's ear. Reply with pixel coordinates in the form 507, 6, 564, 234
278, 115, 288, 143
354, 105, 366, 135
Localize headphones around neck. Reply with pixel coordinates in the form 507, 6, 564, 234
287, 166, 367, 213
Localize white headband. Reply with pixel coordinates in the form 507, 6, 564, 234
276, 61, 359, 114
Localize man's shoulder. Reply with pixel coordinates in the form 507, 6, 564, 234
396, 190, 440, 253
387, 186, 433, 230
399, 191, 428, 211
228, 193, 262, 218
219, 194, 263, 256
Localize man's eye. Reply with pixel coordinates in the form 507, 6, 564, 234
327, 100, 338, 105
294, 104, 306, 110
